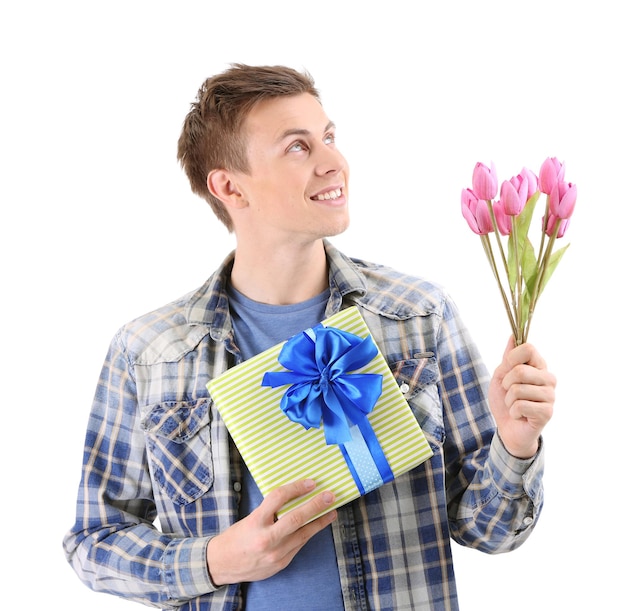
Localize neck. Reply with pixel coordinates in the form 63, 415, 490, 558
230, 239, 329, 305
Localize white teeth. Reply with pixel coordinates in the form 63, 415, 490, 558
315, 188, 342, 201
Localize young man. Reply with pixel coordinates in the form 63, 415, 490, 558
63, 64, 556, 610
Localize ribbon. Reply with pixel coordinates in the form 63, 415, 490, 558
261, 324, 394, 493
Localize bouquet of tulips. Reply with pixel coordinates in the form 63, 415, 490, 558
461, 157, 576, 345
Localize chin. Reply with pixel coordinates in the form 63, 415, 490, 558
324, 221, 350, 238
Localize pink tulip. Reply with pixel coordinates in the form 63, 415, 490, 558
493, 200, 512, 235
544, 213, 570, 238
538, 157, 565, 195
549, 181, 577, 219
461, 188, 494, 235
500, 174, 528, 216
520, 167, 538, 198
472, 161, 498, 200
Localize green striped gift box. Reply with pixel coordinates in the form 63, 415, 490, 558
207, 306, 433, 520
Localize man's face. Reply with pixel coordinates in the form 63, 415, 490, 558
230, 93, 350, 243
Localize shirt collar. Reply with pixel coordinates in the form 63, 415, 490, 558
185, 240, 369, 337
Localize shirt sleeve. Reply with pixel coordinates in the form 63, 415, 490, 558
62, 332, 218, 608
437, 297, 545, 553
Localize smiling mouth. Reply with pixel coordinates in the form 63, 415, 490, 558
313, 188, 343, 201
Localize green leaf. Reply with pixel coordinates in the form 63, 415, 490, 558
520, 285, 532, 328
516, 191, 540, 246
506, 193, 540, 292
537, 243, 570, 297
506, 235, 517, 292
520, 236, 538, 287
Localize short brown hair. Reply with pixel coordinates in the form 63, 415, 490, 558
177, 63, 320, 231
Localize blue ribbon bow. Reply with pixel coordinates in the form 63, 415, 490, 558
261, 324, 383, 445
261, 324, 395, 494
261, 324, 393, 494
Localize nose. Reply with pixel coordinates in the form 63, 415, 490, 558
314, 144, 347, 176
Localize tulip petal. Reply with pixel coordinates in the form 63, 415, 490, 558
472, 161, 498, 200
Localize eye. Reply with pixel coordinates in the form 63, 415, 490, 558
323, 132, 336, 145
287, 140, 307, 153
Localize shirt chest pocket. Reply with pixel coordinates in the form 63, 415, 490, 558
389, 353, 445, 447
142, 398, 214, 506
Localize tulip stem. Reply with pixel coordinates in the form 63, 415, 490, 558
536, 196, 551, 265
486, 200, 509, 278
486, 200, 522, 344
480, 233, 518, 341
510, 218, 523, 343
523, 218, 560, 343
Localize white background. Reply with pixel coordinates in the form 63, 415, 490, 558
2, 1, 623, 609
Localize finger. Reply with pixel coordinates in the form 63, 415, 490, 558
273, 496, 337, 560
506, 342, 548, 371
262, 479, 336, 529
502, 364, 556, 393
507, 395, 554, 424
503, 371, 555, 421
261, 478, 316, 522
501, 335, 517, 358
506, 382, 555, 409
275, 489, 336, 531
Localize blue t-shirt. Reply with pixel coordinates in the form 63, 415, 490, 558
228, 286, 344, 610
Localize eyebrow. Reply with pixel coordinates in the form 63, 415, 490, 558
277, 121, 336, 143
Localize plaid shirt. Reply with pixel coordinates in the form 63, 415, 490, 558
63, 240, 544, 610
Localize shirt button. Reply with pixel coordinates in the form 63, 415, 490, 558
522, 516, 533, 526
400, 383, 410, 394
233, 481, 242, 492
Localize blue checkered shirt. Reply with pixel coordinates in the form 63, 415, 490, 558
63, 240, 544, 610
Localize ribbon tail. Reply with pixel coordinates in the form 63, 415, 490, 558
320, 386, 356, 445
339, 420, 394, 494
262, 370, 316, 388
339, 444, 366, 496
357, 418, 394, 485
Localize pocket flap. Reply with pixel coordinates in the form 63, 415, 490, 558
391, 353, 438, 396
142, 398, 210, 443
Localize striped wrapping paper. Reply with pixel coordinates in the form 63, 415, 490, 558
207, 306, 433, 519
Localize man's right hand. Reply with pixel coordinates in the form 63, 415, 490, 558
206, 478, 337, 586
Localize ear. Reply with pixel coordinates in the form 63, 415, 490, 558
207, 169, 247, 209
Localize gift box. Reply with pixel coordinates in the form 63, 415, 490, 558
207, 306, 433, 519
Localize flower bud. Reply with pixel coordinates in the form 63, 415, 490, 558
461, 188, 494, 235
544, 213, 570, 238
493, 200, 512, 235
500, 175, 528, 216
538, 157, 565, 195
549, 181, 577, 219
520, 167, 538, 199
472, 161, 498, 200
